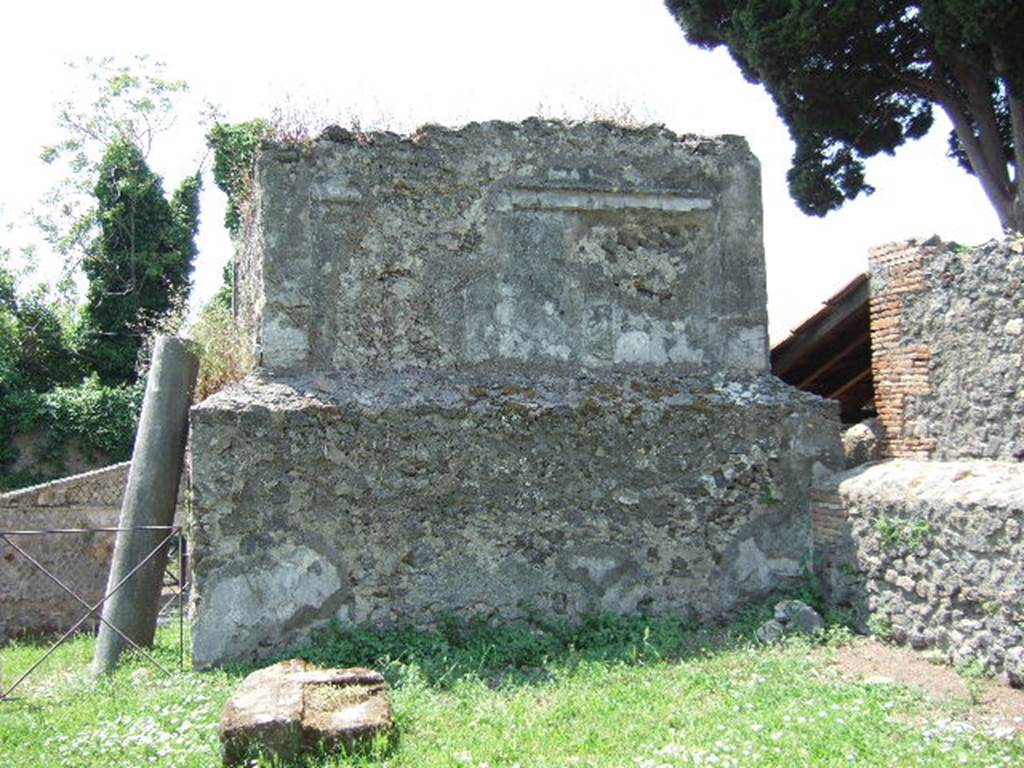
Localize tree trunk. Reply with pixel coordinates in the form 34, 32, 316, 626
939, 99, 1018, 232
994, 47, 1024, 234
949, 54, 1013, 199
1006, 94, 1024, 234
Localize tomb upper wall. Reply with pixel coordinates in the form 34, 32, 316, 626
237, 119, 767, 373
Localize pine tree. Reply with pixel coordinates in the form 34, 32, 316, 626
665, 0, 1024, 232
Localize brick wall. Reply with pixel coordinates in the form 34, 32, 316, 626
868, 237, 1024, 461
810, 485, 847, 553
867, 240, 938, 458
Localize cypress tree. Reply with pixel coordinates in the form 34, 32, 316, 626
80, 140, 200, 384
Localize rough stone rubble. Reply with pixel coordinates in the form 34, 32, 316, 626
190, 120, 842, 667
817, 236, 1024, 685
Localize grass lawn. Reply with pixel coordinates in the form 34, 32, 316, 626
1, 614, 1021, 767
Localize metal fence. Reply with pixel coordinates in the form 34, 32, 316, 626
0, 525, 189, 702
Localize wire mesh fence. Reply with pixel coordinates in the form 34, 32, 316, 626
0, 525, 189, 701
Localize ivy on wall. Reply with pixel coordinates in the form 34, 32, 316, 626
207, 119, 272, 235
0, 378, 143, 491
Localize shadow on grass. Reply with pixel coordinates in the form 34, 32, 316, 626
233, 603, 804, 693
4, 586, 847, 695
211, 614, 763, 767
0, 604, 855, 768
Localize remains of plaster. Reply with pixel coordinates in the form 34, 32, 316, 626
190, 120, 842, 667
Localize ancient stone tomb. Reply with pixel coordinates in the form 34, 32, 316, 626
190, 120, 840, 667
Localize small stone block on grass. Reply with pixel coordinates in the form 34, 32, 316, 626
756, 600, 825, 643
220, 659, 393, 765
774, 599, 825, 635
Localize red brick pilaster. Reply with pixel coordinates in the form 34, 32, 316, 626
868, 241, 938, 458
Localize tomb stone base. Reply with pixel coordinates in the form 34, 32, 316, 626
190, 368, 840, 667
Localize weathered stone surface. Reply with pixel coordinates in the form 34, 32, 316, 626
239, 120, 768, 374
191, 369, 841, 666
755, 619, 785, 644
1005, 646, 1024, 688
842, 419, 883, 468
220, 659, 392, 765
817, 459, 1024, 684
192, 120, 843, 667
756, 600, 824, 642
773, 599, 824, 635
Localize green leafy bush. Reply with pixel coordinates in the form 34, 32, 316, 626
9, 292, 82, 391
0, 255, 89, 481
0, 376, 143, 490
41, 375, 144, 458
0, 389, 44, 471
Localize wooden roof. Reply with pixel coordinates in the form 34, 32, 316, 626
771, 273, 873, 422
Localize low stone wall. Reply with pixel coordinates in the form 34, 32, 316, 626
814, 460, 1024, 685
869, 237, 1024, 460
191, 370, 841, 667
0, 464, 128, 639
0, 463, 187, 639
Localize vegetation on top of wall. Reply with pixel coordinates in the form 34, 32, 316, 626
874, 512, 932, 552
206, 119, 271, 235
0, 377, 143, 491
189, 298, 254, 402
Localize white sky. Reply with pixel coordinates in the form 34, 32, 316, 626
0, 0, 1002, 342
